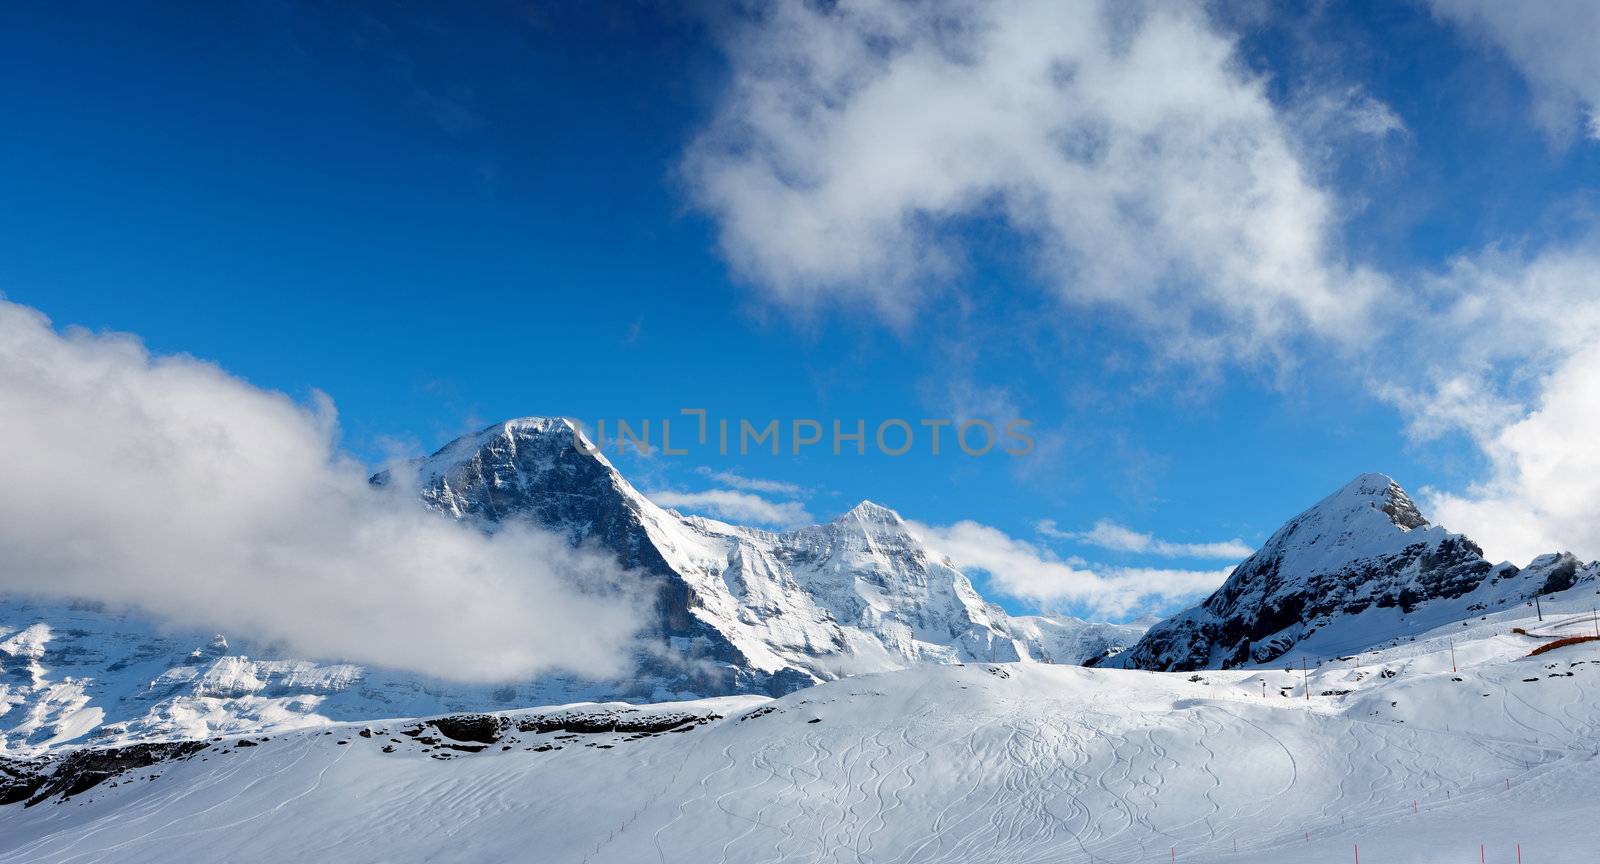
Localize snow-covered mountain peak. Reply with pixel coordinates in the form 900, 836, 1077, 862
377, 416, 652, 531
422, 416, 578, 460
1326, 472, 1429, 531
840, 499, 899, 521
413, 416, 607, 482
1245, 472, 1446, 581
1117, 472, 1588, 671
829, 500, 909, 539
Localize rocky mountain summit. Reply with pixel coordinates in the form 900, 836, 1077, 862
383, 418, 1143, 695
1119, 473, 1599, 670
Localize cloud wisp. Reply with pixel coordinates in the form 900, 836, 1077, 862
910, 520, 1233, 619
1037, 519, 1253, 560
0, 299, 645, 683
649, 488, 813, 529
1425, 0, 1600, 142
694, 466, 806, 497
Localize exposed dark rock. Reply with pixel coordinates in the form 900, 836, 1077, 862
513, 709, 718, 736
432, 714, 504, 744
0, 741, 207, 807
1121, 474, 1557, 672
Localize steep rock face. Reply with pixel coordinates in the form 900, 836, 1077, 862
1120, 473, 1594, 671
2, 417, 1150, 754
385, 419, 1126, 690
393, 420, 1167, 690
380, 418, 777, 698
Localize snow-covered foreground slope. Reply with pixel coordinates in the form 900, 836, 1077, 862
4, 586, 1597, 863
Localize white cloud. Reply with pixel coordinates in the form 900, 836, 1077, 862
1344, 92, 1407, 137
1290, 85, 1406, 147
1424, 341, 1600, 565
1378, 241, 1600, 565
649, 488, 813, 528
685, 0, 1388, 359
1038, 518, 1252, 560
1426, 0, 1600, 142
0, 299, 644, 683
910, 519, 1232, 618
694, 466, 805, 496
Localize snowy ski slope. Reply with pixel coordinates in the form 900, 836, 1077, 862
1, 585, 1596, 863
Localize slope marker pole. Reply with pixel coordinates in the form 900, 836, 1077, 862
1354, 843, 1359, 864
1451, 640, 1457, 673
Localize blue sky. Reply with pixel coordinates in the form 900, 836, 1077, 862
4, 1, 1598, 621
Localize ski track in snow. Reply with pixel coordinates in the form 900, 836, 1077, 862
4, 603, 1600, 863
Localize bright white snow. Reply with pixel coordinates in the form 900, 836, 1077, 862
3, 583, 1597, 863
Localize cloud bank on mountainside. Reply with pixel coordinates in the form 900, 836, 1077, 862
0, 299, 645, 683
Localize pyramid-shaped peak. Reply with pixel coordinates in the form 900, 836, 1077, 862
476, 416, 587, 447
1329, 472, 1428, 531
500, 416, 580, 434
419, 416, 608, 471
840, 500, 903, 523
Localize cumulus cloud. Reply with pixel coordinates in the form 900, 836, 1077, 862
1422, 340, 1600, 565
685, 0, 1387, 359
1426, 0, 1600, 142
649, 488, 813, 528
1037, 518, 1252, 560
0, 299, 644, 683
1371, 240, 1600, 565
910, 520, 1231, 618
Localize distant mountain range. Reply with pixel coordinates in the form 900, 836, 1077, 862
0, 418, 1141, 753
3, 420, 1595, 755
383, 417, 1149, 693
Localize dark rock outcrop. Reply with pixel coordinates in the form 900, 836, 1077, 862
1, 741, 207, 807
1122, 473, 1579, 671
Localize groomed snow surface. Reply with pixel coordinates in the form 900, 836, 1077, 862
2, 587, 1597, 863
